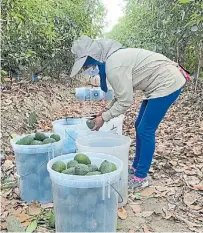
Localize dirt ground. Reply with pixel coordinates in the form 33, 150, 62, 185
1, 79, 203, 232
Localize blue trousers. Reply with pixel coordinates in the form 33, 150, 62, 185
133, 88, 182, 178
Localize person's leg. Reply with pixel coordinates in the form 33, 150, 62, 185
129, 88, 182, 188
132, 100, 148, 168
128, 100, 148, 174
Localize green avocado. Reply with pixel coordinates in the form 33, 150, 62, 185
62, 167, 76, 175
16, 135, 34, 145
75, 164, 90, 175
86, 120, 95, 129
34, 132, 47, 141
86, 171, 101, 176
52, 161, 66, 173
50, 134, 60, 142
74, 153, 91, 165
30, 140, 43, 145
42, 138, 56, 144
67, 160, 78, 169
99, 160, 117, 174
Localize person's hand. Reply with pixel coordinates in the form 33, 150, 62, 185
91, 116, 104, 131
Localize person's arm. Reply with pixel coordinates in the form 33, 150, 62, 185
105, 97, 117, 110
102, 67, 133, 122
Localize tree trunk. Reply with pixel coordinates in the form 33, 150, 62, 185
195, 40, 202, 92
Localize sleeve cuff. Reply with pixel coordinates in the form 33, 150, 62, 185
102, 111, 112, 122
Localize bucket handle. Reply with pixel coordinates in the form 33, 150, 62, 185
65, 129, 77, 142
16, 145, 54, 179
108, 183, 123, 204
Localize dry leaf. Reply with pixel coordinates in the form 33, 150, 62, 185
28, 202, 41, 216
128, 228, 135, 233
193, 146, 202, 155
129, 204, 141, 214
15, 213, 30, 223
162, 207, 174, 220
3, 159, 14, 170
41, 203, 54, 209
193, 180, 203, 190
139, 187, 155, 197
188, 205, 202, 210
143, 224, 151, 233
1, 222, 7, 230
118, 207, 128, 220
183, 191, 199, 206
141, 211, 154, 218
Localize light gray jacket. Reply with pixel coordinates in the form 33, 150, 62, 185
71, 36, 186, 122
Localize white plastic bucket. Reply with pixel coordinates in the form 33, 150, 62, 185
75, 87, 91, 101
90, 87, 102, 101
10, 133, 63, 204
47, 152, 123, 232
76, 135, 131, 207
52, 116, 124, 154
102, 89, 114, 101
52, 118, 86, 154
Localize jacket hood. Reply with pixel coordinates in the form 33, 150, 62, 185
70, 35, 123, 77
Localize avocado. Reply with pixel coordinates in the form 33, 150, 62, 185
16, 135, 34, 145
34, 132, 47, 141
86, 120, 95, 129
52, 161, 66, 173
88, 164, 98, 172
50, 134, 60, 142
62, 167, 75, 175
74, 153, 91, 165
43, 138, 56, 144
30, 140, 43, 145
99, 160, 117, 174
75, 164, 90, 175
86, 171, 101, 176
67, 160, 78, 169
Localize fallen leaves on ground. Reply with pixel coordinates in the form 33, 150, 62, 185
118, 207, 128, 220
1, 80, 203, 232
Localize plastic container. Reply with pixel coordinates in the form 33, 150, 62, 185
47, 152, 123, 232
52, 118, 86, 154
76, 135, 131, 207
75, 87, 91, 101
103, 89, 114, 101
10, 133, 63, 204
90, 87, 102, 101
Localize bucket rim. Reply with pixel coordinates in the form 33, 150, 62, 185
10, 132, 63, 149
76, 135, 131, 148
47, 152, 123, 182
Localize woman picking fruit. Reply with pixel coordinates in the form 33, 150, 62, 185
70, 35, 190, 189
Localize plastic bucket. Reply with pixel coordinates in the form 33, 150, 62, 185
82, 114, 125, 135
47, 152, 123, 232
90, 87, 102, 101
52, 118, 86, 154
103, 89, 114, 101
10, 133, 63, 203
75, 87, 91, 101
76, 135, 131, 207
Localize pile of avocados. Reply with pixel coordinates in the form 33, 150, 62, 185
15, 132, 60, 145
51, 153, 117, 176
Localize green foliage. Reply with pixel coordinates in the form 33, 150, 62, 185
107, 0, 203, 74
1, 0, 106, 78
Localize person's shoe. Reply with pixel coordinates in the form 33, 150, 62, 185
128, 176, 149, 189
128, 165, 136, 175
